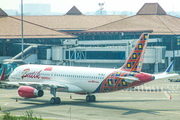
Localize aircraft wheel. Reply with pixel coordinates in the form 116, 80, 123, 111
50, 97, 61, 104
86, 96, 90, 102
86, 95, 96, 102
50, 97, 56, 104
55, 97, 61, 104
90, 95, 96, 102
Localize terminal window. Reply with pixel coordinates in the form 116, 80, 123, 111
86, 51, 125, 60
66, 51, 125, 60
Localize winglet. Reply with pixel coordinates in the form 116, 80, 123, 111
0, 68, 6, 81
164, 61, 174, 73
120, 33, 149, 72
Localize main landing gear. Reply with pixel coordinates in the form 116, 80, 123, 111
50, 88, 61, 104
50, 88, 96, 103
86, 94, 96, 102
50, 97, 61, 104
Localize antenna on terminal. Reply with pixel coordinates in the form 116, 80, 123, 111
98, 2, 105, 15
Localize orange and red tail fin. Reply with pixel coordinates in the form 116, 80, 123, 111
0, 68, 6, 81
120, 33, 149, 72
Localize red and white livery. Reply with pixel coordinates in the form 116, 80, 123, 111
8, 33, 178, 104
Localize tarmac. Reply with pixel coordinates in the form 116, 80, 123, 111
1, 77, 180, 120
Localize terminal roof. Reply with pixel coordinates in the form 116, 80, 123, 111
137, 3, 166, 15
0, 8, 8, 17
0, 16, 75, 39
65, 6, 83, 15
86, 3, 180, 35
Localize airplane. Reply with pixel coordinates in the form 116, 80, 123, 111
153, 61, 179, 79
5, 33, 178, 104
0, 67, 6, 88
0, 67, 6, 81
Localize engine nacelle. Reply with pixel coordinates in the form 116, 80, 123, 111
18, 86, 44, 98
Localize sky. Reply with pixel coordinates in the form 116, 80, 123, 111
0, 0, 180, 13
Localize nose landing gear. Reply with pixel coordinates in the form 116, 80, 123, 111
86, 94, 96, 102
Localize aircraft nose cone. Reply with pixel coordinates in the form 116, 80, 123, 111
152, 76, 155, 80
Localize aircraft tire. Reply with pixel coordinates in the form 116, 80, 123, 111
86, 95, 96, 102
50, 97, 55, 104
55, 97, 61, 104
86, 96, 90, 102
50, 97, 61, 104
90, 95, 96, 102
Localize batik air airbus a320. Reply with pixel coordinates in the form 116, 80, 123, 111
7, 33, 178, 104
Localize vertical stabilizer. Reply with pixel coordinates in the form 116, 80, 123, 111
0, 68, 6, 81
120, 33, 149, 72
164, 61, 174, 73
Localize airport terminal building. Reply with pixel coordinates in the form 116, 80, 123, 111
0, 3, 180, 74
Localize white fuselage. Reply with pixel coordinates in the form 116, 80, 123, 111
9, 64, 116, 93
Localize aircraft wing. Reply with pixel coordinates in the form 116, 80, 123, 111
3, 81, 83, 92
18, 82, 66, 88
0, 81, 19, 85
3, 81, 67, 89
119, 76, 140, 83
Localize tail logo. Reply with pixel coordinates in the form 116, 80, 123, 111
120, 33, 149, 72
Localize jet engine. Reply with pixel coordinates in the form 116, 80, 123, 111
18, 86, 44, 98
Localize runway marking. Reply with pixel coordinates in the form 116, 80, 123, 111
163, 91, 171, 99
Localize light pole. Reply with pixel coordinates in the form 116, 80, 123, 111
21, 0, 24, 60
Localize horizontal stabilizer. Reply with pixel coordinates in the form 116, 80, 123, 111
119, 76, 140, 83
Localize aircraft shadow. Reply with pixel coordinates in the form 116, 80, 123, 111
2, 97, 178, 116
61, 99, 174, 116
